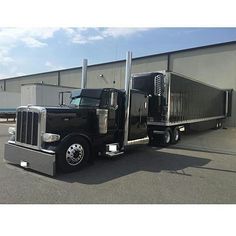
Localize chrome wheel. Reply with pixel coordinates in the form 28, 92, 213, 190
174, 129, 179, 141
66, 143, 84, 166
164, 131, 171, 144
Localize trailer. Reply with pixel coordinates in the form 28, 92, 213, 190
132, 71, 231, 146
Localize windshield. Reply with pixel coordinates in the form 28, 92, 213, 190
70, 97, 100, 107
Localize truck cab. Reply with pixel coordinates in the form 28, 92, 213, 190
4, 87, 148, 176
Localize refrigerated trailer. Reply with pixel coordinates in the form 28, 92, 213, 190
132, 71, 232, 146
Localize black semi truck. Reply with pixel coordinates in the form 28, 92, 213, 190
4, 52, 231, 176
4, 52, 150, 176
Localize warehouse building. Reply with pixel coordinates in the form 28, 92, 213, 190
0, 41, 236, 126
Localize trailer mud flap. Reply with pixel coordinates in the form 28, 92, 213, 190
4, 143, 56, 176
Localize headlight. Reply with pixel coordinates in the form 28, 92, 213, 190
8, 127, 16, 135
42, 133, 60, 143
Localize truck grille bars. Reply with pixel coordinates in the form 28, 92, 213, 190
16, 110, 39, 146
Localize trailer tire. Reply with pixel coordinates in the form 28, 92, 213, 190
160, 128, 172, 147
57, 136, 90, 173
217, 121, 222, 129
171, 127, 180, 144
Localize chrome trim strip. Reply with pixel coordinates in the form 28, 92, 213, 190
31, 112, 34, 145
41, 149, 55, 154
153, 130, 165, 134
124, 51, 132, 147
148, 115, 225, 126
127, 137, 149, 146
225, 91, 229, 116
8, 141, 55, 154
167, 72, 171, 122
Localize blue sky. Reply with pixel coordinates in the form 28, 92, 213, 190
0, 27, 236, 79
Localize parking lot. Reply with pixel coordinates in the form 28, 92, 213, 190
0, 122, 236, 204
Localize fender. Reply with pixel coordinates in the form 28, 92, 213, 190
59, 132, 92, 148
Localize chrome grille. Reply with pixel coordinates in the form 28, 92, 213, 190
16, 110, 39, 146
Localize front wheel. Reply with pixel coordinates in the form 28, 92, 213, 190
57, 136, 90, 173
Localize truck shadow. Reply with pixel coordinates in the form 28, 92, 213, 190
56, 145, 211, 184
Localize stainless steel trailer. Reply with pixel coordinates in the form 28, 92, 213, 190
132, 71, 232, 146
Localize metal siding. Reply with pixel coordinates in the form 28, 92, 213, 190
86, 55, 167, 89
132, 55, 168, 74
5, 73, 58, 92
0, 80, 5, 91
87, 62, 125, 89
170, 44, 236, 126
0, 91, 21, 109
60, 69, 81, 88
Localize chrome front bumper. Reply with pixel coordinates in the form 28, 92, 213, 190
4, 143, 56, 176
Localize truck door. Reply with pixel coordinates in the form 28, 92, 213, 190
128, 91, 148, 141
100, 90, 120, 132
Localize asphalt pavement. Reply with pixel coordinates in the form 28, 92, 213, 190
0, 123, 236, 203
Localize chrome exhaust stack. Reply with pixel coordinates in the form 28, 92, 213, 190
81, 59, 88, 89
123, 51, 132, 147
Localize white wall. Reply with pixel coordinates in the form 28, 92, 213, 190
21, 84, 76, 106
0, 91, 21, 111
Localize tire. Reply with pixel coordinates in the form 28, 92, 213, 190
171, 127, 180, 144
57, 136, 90, 173
218, 121, 222, 129
160, 128, 172, 147
215, 121, 223, 129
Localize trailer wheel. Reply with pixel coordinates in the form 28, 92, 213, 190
171, 127, 180, 144
217, 121, 222, 129
160, 128, 172, 147
57, 136, 90, 173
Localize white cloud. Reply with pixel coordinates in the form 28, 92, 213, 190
21, 37, 47, 48
102, 28, 149, 38
66, 27, 150, 44
45, 61, 65, 71
16, 72, 26, 77
0, 28, 60, 77
0, 28, 58, 47
0, 49, 14, 66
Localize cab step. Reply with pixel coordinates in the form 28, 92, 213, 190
105, 143, 124, 157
